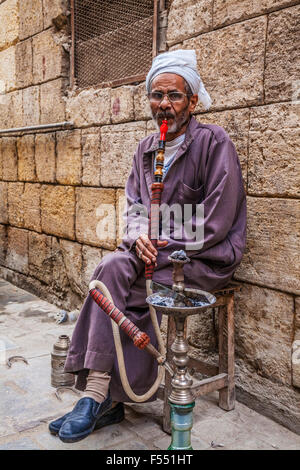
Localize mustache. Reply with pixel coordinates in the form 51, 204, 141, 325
155, 111, 175, 120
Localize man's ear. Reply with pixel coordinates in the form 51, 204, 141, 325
189, 94, 198, 113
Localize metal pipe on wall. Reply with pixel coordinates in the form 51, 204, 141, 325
0, 121, 74, 136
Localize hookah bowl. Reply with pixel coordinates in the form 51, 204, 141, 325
146, 251, 216, 450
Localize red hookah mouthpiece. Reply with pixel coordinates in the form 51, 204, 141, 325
159, 119, 168, 142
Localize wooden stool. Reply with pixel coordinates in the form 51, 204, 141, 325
158, 281, 241, 434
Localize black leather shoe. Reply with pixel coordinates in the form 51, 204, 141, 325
58, 395, 114, 443
49, 402, 124, 436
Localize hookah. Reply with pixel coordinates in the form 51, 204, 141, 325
88, 120, 216, 450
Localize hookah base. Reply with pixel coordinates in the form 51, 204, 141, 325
167, 401, 195, 451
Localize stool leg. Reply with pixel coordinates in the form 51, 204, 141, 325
218, 295, 235, 410
163, 315, 176, 434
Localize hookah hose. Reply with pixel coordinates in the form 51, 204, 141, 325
88, 120, 169, 402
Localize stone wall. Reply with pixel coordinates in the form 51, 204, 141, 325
0, 0, 299, 433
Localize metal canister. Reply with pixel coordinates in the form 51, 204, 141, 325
51, 335, 75, 388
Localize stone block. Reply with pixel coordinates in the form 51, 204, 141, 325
0, 181, 8, 224
111, 86, 135, 123
76, 187, 116, 249
15, 38, 33, 89
32, 29, 66, 84
213, 0, 298, 28
167, 0, 213, 45
81, 244, 102, 292
1, 137, 17, 181
235, 284, 294, 385
9, 90, 23, 128
66, 88, 111, 127
41, 185, 75, 239
196, 108, 249, 185
35, 133, 56, 183
116, 188, 126, 246
0, 45, 16, 92
43, 0, 68, 29
146, 120, 157, 135
184, 17, 266, 110
19, 0, 43, 40
56, 129, 81, 185
81, 128, 101, 186
248, 103, 300, 197
0, 94, 12, 128
5, 227, 28, 274
235, 197, 300, 295
28, 232, 52, 284
295, 297, 300, 341
265, 5, 300, 103
292, 340, 300, 388
17, 134, 36, 181
59, 239, 84, 297
40, 78, 66, 124
0, 0, 19, 51
133, 82, 152, 121
8, 182, 41, 232
0, 224, 7, 264
22, 86, 40, 126
100, 121, 146, 187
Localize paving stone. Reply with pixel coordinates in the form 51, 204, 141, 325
0, 436, 42, 450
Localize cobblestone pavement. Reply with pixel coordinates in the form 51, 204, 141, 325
0, 278, 299, 451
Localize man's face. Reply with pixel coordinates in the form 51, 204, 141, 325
149, 73, 198, 138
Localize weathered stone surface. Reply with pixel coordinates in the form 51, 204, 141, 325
28, 232, 52, 284
291, 340, 300, 388
15, 38, 33, 89
0, 90, 23, 129
235, 284, 294, 385
248, 103, 300, 197
76, 188, 116, 249
184, 17, 266, 110
40, 78, 66, 124
1, 137, 17, 181
19, 0, 43, 40
235, 197, 300, 295
0, 94, 11, 128
66, 88, 111, 127
56, 129, 81, 185
188, 308, 218, 353
0, 182, 8, 224
17, 134, 36, 181
0, 224, 7, 264
265, 5, 300, 103
8, 182, 41, 232
213, 0, 299, 28
111, 86, 135, 123
116, 189, 126, 246
81, 244, 103, 292
295, 297, 300, 341
41, 185, 75, 239
0, 0, 19, 51
43, 0, 68, 29
146, 120, 157, 135
81, 128, 101, 186
50, 236, 74, 304
0, 46, 16, 92
5, 227, 28, 274
167, 0, 213, 45
100, 122, 146, 187
32, 29, 65, 84
59, 239, 84, 297
133, 82, 152, 121
22, 86, 40, 126
35, 133, 56, 183
196, 108, 249, 185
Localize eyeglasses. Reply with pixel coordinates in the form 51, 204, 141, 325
148, 91, 188, 103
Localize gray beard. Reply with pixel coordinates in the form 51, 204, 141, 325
151, 107, 190, 136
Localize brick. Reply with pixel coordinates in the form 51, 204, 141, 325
0, 46, 16, 92
133, 82, 152, 121
41, 185, 75, 239
248, 103, 300, 197
40, 78, 66, 124
19, 0, 43, 40
15, 38, 33, 88
235, 197, 300, 295
22, 86, 40, 126
32, 29, 66, 84
28, 232, 52, 284
0, 0, 19, 50
81, 244, 102, 292
5, 227, 28, 274
213, 0, 300, 28
56, 129, 81, 185
43, 0, 68, 29
66, 88, 111, 127
100, 121, 146, 187
167, 0, 213, 45
265, 5, 300, 103
184, 17, 266, 110
81, 128, 101, 186
35, 133, 56, 183
17, 134, 36, 181
0, 181, 8, 224
76, 187, 116, 249
8, 182, 41, 232
111, 86, 135, 123
1, 137, 17, 180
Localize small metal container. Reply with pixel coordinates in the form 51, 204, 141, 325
51, 335, 75, 388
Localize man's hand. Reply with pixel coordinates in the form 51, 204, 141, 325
135, 234, 168, 266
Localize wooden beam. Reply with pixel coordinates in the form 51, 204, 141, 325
191, 373, 228, 397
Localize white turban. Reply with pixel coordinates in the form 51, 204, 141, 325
146, 49, 212, 110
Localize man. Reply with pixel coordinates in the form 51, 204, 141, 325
49, 50, 246, 443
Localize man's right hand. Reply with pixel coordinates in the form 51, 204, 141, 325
135, 234, 168, 266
